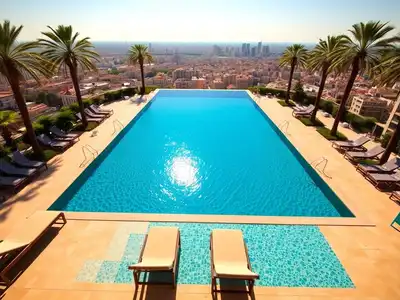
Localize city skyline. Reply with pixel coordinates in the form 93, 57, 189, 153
2, 0, 400, 42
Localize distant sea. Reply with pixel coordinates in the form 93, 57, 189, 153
92, 41, 316, 55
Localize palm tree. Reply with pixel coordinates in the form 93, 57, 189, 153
0, 21, 52, 158
279, 44, 308, 104
330, 21, 396, 136
375, 45, 400, 164
127, 45, 154, 95
39, 25, 100, 128
307, 36, 347, 122
0, 111, 18, 146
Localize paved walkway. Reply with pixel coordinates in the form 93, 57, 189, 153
0, 93, 399, 299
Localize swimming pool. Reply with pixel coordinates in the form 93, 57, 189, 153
50, 90, 353, 217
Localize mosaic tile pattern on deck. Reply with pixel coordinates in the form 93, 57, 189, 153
76, 222, 354, 288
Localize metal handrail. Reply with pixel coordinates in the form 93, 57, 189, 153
80, 145, 98, 168
278, 120, 289, 134
112, 119, 124, 135
310, 156, 332, 179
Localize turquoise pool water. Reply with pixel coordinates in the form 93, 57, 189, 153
76, 222, 354, 288
50, 90, 353, 217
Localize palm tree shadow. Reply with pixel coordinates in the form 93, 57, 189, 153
0, 225, 64, 295
132, 285, 177, 300
0, 156, 63, 223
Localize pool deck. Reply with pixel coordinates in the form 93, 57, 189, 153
0, 90, 399, 299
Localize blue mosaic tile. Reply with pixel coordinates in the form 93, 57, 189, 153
121, 234, 145, 262
95, 260, 120, 283
76, 260, 102, 282
76, 223, 354, 288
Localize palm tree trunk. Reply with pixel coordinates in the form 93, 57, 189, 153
285, 60, 296, 104
69, 64, 88, 128
1, 126, 13, 147
9, 77, 43, 158
380, 91, 400, 164
140, 59, 145, 95
331, 58, 359, 136
311, 64, 329, 123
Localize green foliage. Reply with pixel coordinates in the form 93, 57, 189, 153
83, 99, 93, 108
320, 100, 334, 114
0, 144, 11, 158
144, 86, 157, 94
277, 100, 295, 107
54, 110, 75, 131
73, 122, 98, 131
32, 115, 55, 135
16, 142, 30, 151
68, 102, 81, 113
252, 87, 288, 99
316, 127, 347, 141
26, 149, 57, 162
299, 117, 324, 127
344, 112, 377, 133
292, 81, 306, 104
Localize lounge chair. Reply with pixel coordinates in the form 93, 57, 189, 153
293, 104, 312, 112
76, 113, 103, 124
357, 157, 400, 176
364, 172, 400, 190
292, 105, 314, 118
128, 227, 180, 288
210, 229, 259, 295
50, 126, 80, 141
89, 105, 113, 116
0, 175, 27, 192
37, 134, 72, 151
92, 104, 113, 114
332, 136, 370, 152
0, 211, 66, 285
0, 159, 38, 177
389, 190, 400, 202
344, 145, 385, 162
84, 108, 106, 120
12, 151, 47, 170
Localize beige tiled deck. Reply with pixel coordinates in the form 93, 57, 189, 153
0, 91, 399, 299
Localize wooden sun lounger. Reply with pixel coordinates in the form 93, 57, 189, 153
128, 227, 180, 288
0, 211, 66, 285
210, 229, 259, 295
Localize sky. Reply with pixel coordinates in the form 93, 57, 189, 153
2, 0, 400, 43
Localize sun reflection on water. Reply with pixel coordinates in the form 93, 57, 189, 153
165, 147, 200, 194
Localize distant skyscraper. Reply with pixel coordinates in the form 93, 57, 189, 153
262, 45, 270, 57
148, 43, 152, 53
257, 42, 262, 55
251, 46, 256, 57
246, 43, 250, 56
241, 43, 246, 56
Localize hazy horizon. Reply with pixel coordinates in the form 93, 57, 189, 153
2, 0, 400, 43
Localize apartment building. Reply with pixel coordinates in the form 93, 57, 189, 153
212, 80, 225, 89
235, 75, 252, 89
349, 95, 389, 122
172, 68, 200, 81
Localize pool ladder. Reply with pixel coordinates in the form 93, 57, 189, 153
310, 157, 332, 179
112, 119, 124, 135
80, 144, 99, 168
278, 120, 290, 134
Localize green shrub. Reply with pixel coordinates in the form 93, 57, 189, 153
332, 105, 339, 118
291, 82, 306, 104
83, 99, 93, 108
254, 87, 288, 99
380, 133, 391, 148
320, 100, 334, 114
144, 86, 157, 94
54, 110, 75, 131
26, 149, 57, 162
16, 142, 30, 151
32, 122, 45, 135
0, 144, 11, 158
34, 115, 54, 133
344, 113, 377, 133
277, 100, 295, 107
299, 117, 325, 127
316, 127, 347, 141
68, 102, 80, 113
73, 122, 98, 132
